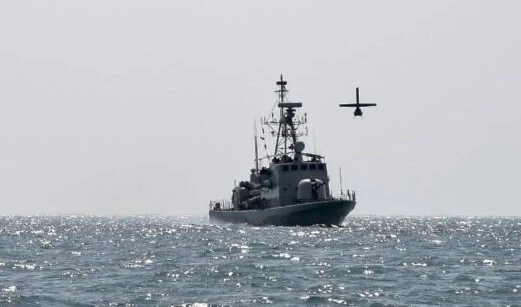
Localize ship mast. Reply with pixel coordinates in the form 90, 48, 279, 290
272, 75, 303, 158
254, 121, 259, 173
260, 75, 308, 161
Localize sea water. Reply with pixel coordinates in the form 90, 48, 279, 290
0, 216, 519, 306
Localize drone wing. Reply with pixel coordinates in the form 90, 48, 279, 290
339, 103, 377, 107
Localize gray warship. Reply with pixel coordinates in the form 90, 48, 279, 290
209, 76, 375, 226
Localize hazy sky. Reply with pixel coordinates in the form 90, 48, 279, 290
1, 1, 520, 216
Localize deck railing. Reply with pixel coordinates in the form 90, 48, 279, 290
331, 189, 357, 202
209, 190, 356, 212
209, 200, 234, 211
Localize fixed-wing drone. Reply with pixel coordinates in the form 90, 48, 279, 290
339, 87, 377, 116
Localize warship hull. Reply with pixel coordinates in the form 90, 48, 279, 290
209, 199, 355, 226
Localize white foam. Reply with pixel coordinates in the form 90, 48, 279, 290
2, 286, 16, 292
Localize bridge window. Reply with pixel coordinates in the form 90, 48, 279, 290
282, 165, 289, 172
318, 164, 324, 170
310, 164, 316, 170
291, 165, 298, 171
300, 164, 308, 170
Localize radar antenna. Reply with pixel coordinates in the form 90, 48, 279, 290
275, 74, 288, 102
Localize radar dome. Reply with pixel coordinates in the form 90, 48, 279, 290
294, 141, 305, 153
